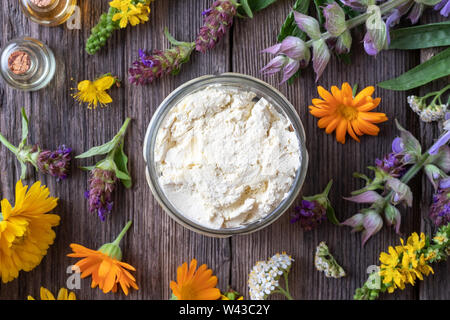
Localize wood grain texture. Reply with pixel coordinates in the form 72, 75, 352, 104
0, 0, 448, 300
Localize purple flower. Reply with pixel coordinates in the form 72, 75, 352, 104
340, 0, 368, 12
434, 0, 450, 17
429, 178, 450, 227
291, 199, 326, 230
85, 168, 117, 221
37, 145, 72, 181
129, 44, 194, 85
195, 0, 237, 53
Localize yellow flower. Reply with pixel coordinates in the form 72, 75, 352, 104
0, 180, 59, 283
170, 259, 221, 300
136, 3, 151, 23
110, 0, 143, 28
379, 246, 405, 293
72, 74, 116, 109
406, 232, 426, 251
309, 83, 388, 144
28, 287, 76, 300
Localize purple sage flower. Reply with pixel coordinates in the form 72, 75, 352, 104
375, 137, 409, 178
434, 0, 450, 17
429, 178, 450, 227
37, 145, 72, 181
85, 168, 117, 221
195, 0, 237, 53
291, 199, 327, 230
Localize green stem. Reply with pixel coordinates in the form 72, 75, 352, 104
0, 133, 18, 154
276, 285, 294, 300
112, 220, 133, 246
305, 0, 410, 47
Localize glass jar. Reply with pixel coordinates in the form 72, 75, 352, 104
0, 37, 56, 91
143, 73, 309, 237
19, 0, 77, 26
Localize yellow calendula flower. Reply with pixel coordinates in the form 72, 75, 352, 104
28, 287, 76, 300
72, 74, 117, 109
0, 180, 59, 283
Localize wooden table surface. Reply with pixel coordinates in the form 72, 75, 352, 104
0, 0, 448, 300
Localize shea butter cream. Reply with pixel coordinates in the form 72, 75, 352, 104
155, 85, 301, 229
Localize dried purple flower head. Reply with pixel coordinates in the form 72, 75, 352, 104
434, 0, 450, 17
291, 199, 327, 230
195, 0, 237, 53
37, 145, 72, 181
429, 178, 450, 227
85, 168, 117, 221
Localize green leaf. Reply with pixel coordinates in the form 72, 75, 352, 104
277, 0, 310, 42
241, 0, 253, 18
76, 118, 131, 159
378, 47, 450, 91
75, 139, 118, 159
389, 22, 450, 50
113, 141, 132, 188
20, 107, 29, 149
326, 204, 340, 225
237, 0, 277, 17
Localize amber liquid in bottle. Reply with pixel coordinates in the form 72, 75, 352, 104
19, 0, 77, 26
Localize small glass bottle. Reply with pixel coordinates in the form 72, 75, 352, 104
19, 0, 77, 26
0, 37, 56, 91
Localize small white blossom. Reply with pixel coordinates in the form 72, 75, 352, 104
248, 252, 293, 300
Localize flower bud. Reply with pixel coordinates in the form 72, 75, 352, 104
344, 191, 383, 204
386, 178, 413, 207
364, 5, 388, 55
335, 30, 352, 54
434, 0, 450, 18
323, 2, 347, 37
424, 164, 447, 190
341, 213, 365, 231
361, 210, 383, 245
260, 55, 287, 75
294, 12, 321, 40
312, 39, 331, 82
407, 2, 424, 24
384, 203, 401, 233
279, 36, 310, 63
281, 58, 300, 84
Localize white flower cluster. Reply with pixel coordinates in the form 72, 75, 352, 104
407, 95, 446, 123
314, 241, 346, 278
248, 252, 293, 300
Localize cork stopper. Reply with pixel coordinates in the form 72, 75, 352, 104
29, 0, 54, 7
8, 51, 31, 75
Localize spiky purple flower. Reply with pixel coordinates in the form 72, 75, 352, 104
291, 199, 326, 230
429, 178, 450, 227
37, 145, 72, 181
85, 168, 117, 221
195, 0, 237, 53
129, 44, 194, 85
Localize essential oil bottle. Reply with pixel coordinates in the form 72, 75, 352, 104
0, 37, 56, 91
19, 0, 77, 26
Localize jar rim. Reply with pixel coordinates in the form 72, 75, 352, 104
143, 73, 309, 237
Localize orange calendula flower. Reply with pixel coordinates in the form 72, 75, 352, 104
309, 83, 388, 144
67, 221, 138, 295
170, 259, 221, 300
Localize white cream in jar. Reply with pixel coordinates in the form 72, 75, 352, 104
154, 85, 300, 229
